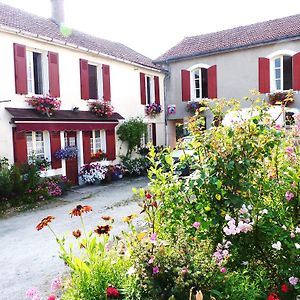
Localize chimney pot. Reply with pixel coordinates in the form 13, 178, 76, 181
51, 0, 65, 25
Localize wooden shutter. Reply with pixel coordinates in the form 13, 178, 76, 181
13, 43, 28, 95
48, 51, 60, 97
106, 129, 116, 160
208, 65, 217, 99
181, 70, 190, 101
258, 57, 270, 93
102, 64, 111, 101
140, 72, 146, 105
82, 131, 92, 164
293, 52, 300, 91
13, 129, 28, 165
154, 76, 160, 105
50, 131, 62, 169
80, 59, 89, 100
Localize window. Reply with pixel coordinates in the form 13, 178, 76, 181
87, 63, 102, 100
271, 55, 293, 91
90, 130, 106, 154
26, 50, 46, 95
26, 131, 46, 160
191, 68, 208, 99
146, 75, 154, 105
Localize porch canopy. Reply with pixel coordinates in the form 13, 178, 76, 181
6, 108, 124, 131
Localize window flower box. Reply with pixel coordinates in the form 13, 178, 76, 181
89, 100, 113, 117
91, 150, 106, 161
186, 100, 207, 114
26, 95, 61, 117
268, 90, 294, 106
55, 146, 78, 160
145, 103, 162, 117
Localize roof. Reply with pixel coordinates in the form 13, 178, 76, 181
0, 2, 160, 70
6, 108, 124, 122
155, 14, 300, 63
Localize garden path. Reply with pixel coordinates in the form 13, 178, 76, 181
0, 177, 148, 300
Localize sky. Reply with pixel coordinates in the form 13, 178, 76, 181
0, 0, 299, 59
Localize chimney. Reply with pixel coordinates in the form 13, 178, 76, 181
51, 0, 65, 25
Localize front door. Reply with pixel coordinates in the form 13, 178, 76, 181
65, 131, 78, 185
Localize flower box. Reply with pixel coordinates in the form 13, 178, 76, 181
26, 95, 61, 117
145, 103, 162, 117
268, 90, 294, 106
55, 146, 78, 160
89, 100, 113, 117
91, 150, 106, 161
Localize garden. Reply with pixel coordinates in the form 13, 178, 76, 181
28, 95, 300, 299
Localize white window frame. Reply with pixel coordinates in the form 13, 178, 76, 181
145, 75, 154, 105
26, 131, 51, 162
90, 130, 106, 154
188, 63, 210, 100
87, 62, 103, 101
26, 49, 48, 96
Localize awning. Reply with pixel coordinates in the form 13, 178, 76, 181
6, 108, 124, 132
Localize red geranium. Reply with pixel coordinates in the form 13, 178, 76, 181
281, 283, 288, 293
267, 292, 280, 300
106, 286, 119, 298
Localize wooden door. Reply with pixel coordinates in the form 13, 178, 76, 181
65, 131, 78, 185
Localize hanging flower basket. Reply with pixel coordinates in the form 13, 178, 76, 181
55, 146, 78, 160
26, 95, 61, 117
145, 103, 162, 117
89, 100, 114, 117
186, 100, 207, 114
268, 90, 294, 106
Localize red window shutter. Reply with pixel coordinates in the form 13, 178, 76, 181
181, 70, 190, 101
50, 131, 62, 169
258, 57, 270, 93
293, 52, 300, 91
48, 51, 60, 97
140, 72, 146, 105
106, 129, 116, 160
13, 129, 28, 165
154, 76, 160, 104
80, 59, 89, 100
102, 64, 111, 101
13, 43, 28, 95
208, 65, 217, 99
82, 131, 91, 164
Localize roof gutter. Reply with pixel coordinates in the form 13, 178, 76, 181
0, 24, 164, 73
153, 34, 300, 64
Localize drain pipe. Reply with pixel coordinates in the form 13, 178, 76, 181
162, 63, 170, 146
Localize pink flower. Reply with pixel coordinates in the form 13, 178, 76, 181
220, 267, 227, 273
153, 266, 159, 274
48, 295, 56, 300
148, 256, 154, 264
25, 288, 38, 298
285, 146, 294, 155
285, 191, 294, 201
50, 277, 62, 291
150, 233, 157, 241
274, 124, 281, 130
289, 276, 299, 286
192, 222, 201, 229
291, 232, 295, 238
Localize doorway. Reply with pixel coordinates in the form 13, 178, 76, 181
64, 131, 78, 185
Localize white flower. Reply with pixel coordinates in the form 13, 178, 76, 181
127, 266, 136, 275
272, 241, 282, 250
295, 243, 300, 249
296, 227, 300, 234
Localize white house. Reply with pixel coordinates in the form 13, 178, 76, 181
0, 0, 165, 184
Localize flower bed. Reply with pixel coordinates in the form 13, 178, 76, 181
26, 95, 61, 117
89, 100, 113, 117
79, 163, 107, 184
268, 90, 294, 106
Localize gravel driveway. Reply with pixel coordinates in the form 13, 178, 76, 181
0, 177, 148, 300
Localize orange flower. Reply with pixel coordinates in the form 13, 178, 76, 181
70, 205, 92, 217
94, 225, 112, 235
36, 216, 55, 231
72, 229, 82, 238
101, 216, 114, 222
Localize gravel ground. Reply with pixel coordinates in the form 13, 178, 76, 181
0, 177, 148, 300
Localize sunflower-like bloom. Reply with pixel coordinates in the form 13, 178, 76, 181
94, 224, 112, 236
70, 205, 92, 217
101, 216, 114, 222
72, 229, 82, 238
36, 216, 55, 231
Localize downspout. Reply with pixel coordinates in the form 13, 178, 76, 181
163, 62, 170, 146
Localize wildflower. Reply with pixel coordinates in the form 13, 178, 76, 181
70, 205, 92, 217
289, 276, 299, 286
72, 229, 82, 239
106, 286, 119, 298
291, 232, 295, 238
281, 283, 289, 293
220, 267, 227, 273
192, 221, 201, 229
145, 192, 152, 199
295, 243, 300, 249
274, 124, 281, 130
94, 224, 112, 235
285, 146, 294, 155
267, 292, 280, 300
150, 232, 157, 241
153, 266, 159, 274
122, 213, 137, 223
25, 287, 38, 298
148, 256, 154, 264
101, 216, 114, 222
285, 191, 294, 201
50, 277, 62, 291
272, 241, 282, 250
36, 216, 55, 231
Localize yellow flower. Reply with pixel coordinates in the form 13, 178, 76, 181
215, 194, 221, 201
204, 206, 211, 212
122, 213, 137, 223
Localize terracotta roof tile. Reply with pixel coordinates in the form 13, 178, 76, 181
155, 14, 300, 62
0, 2, 159, 70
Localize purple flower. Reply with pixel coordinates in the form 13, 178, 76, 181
153, 266, 159, 274
150, 233, 157, 241
192, 222, 201, 229
289, 276, 299, 286
285, 191, 294, 201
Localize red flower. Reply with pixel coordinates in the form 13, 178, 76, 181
267, 292, 280, 300
106, 286, 119, 298
48, 295, 56, 300
281, 283, 288, 293
36, 216, 55, 231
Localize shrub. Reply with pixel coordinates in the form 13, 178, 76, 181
120, 156, 151, 176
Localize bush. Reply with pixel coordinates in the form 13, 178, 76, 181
120, 156, 151, 176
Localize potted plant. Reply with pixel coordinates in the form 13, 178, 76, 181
26, 95, 61, 117
145, 103, 162, 117
89, 100, 114, 117
55, 146, 78, 160
268, 90, 294, 106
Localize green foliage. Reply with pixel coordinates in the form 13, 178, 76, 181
117, 118, 147, 156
